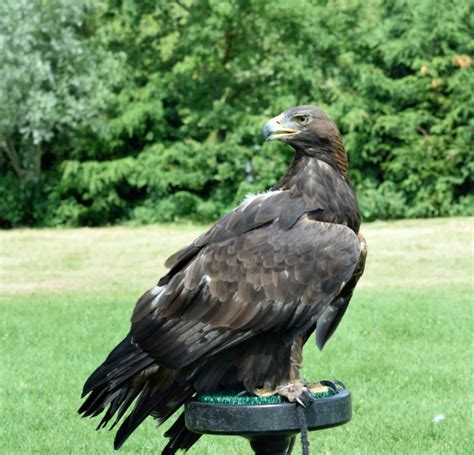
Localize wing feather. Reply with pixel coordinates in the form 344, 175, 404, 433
130, 218, 361, 370
159, 190, 322, 285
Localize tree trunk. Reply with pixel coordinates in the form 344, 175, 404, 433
1, 140, 24, 181
34, 143, 42, 181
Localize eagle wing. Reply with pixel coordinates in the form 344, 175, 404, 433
158, 190, 322, 285
130, 214, 362, 370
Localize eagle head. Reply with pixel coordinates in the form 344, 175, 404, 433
262, 105, 341, 152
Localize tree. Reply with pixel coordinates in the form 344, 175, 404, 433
1, 0, 472, 226
326, 0, 474, 219
0, 0, 120, 225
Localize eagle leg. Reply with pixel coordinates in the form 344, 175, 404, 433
254, 379, 334, 404
277, 380, 305, 402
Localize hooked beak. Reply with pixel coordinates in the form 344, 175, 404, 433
262, 113, 300, 141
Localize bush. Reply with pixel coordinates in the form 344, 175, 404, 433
1, 0, 472, 227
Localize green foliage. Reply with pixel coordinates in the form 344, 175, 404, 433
0, 0, 472, 227
0, 0, 120, 226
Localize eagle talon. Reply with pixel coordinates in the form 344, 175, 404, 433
296, 397, 306, 407
277, 380, 304, 402
296, 390, 315, 408
255, 379, 336, 403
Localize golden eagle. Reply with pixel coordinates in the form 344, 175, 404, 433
79, 106, 367, 452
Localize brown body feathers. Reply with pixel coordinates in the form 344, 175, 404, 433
79, 106, 367, 452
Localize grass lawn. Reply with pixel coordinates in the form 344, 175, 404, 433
1, 218, 472, 454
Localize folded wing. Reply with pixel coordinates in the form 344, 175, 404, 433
130, 216, 362, 369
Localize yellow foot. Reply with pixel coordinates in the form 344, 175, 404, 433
254, 380, 332, 403
305, 381, 332, 395
277, 380, 305, 402
254, 382, 278, 397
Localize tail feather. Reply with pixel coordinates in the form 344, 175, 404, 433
82, 337, 145, 394
162, 412, 201, 454
80, 335, 198, 450
109, 387, 141, 430
79, 387, 109, 417
82, 338, 134, 396
83, 351, 151, 398
79, 336, 199, 453
79, 335, 155, 434
97, 386, 132, 430
114, 381, 194, 450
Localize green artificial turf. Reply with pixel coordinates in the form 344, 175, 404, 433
1, 218, 472, 454
195, 386, 335, 405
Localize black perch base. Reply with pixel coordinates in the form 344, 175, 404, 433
185, 381, 351, 454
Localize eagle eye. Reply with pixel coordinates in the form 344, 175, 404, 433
294, 115, 309, 125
